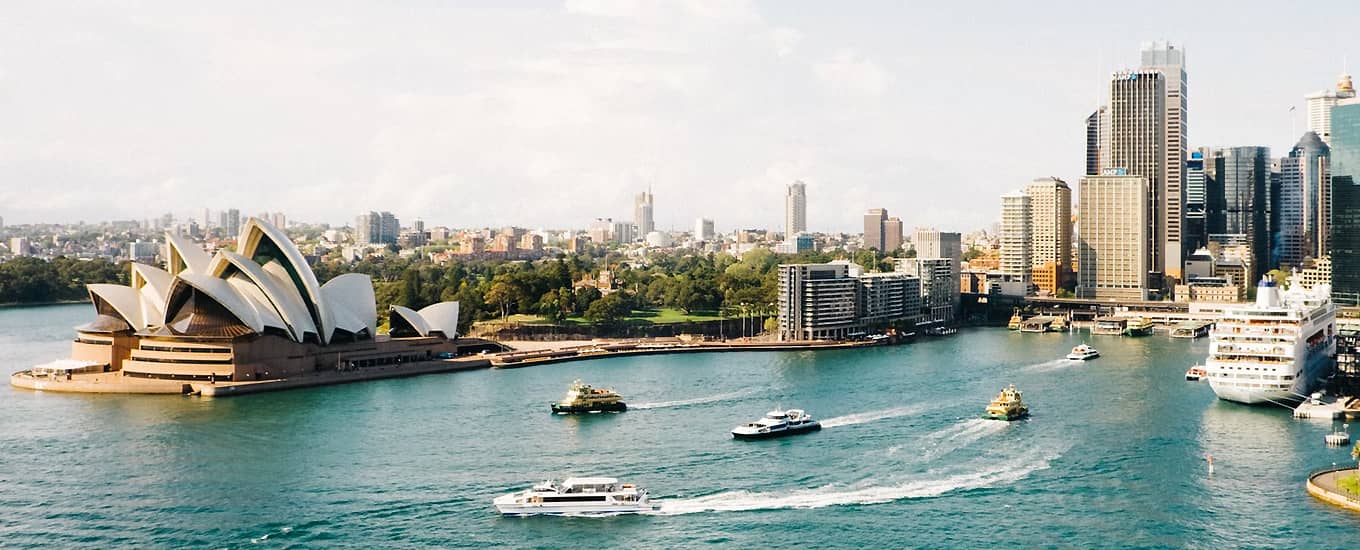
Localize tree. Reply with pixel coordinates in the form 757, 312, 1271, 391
400, 268, 424, 309
485, 280, 517, 322
584, 292, 631, 325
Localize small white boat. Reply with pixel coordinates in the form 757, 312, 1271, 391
494, 477, 654, 516
732, 407, 821, 439
1185, 365, 1206, 381
1066, 344, 1100, 361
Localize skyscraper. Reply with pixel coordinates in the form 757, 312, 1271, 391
1108, 69, 1166, 284
1025, 177, 1072, 295
1085, 107, 1107, 176
1078, 173, 1150, 300
1000, 191, 1032, 289
1331, 99, 1360, 305
1278, 132, 1330, 266
785, 181, 807, 237
1140, 41, 1188, 280
634, 191, 654, 237
1184, 151, 1207, 253
884, 217, 903, 252
863, 208, 888, 251
695, 218, 715, 242
1216, 146, 1271, 280
1306, 73, 1356, 145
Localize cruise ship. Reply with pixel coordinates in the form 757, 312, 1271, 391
1205, 275, 1336, 405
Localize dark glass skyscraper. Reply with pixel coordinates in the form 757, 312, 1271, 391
1215, 146, 1270, 281
1331, 101, 1360, 305
1278, 131, 1330, 267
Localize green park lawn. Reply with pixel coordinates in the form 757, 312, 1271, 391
562, 307, 726, 325
1338, 473, 1360, 495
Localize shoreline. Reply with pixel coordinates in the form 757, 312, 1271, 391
1307, 466, 1360, 513
9, 337, 894, 396
10, 356, 493, 397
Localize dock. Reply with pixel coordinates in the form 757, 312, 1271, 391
1294, 395, 1360, 419
1019, 316, 1058, 333
1170, 320, 1214, 339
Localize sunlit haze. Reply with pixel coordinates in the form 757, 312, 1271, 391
1, 0, 1355, 231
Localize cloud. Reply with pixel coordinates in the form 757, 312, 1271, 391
813, 50, 891, 96
768, 27, 803, 57
563, 0, 757, 22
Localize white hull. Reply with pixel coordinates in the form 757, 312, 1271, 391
1204, 277, 1336, 406
494, 500, 655, 516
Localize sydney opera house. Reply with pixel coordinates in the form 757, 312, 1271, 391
12, 218, 466, 394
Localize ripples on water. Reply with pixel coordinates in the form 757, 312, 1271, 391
3, 306, 1359, 547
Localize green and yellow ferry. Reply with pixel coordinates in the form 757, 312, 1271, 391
983, 384, 1029, 421
551, 380, 627, 414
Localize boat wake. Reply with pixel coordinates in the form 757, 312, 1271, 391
820, 404, 929, 428
914, 418, 1010, 460
653, 450, 1059, 515
1022, 358, 1078, 373
631, 389, 756, 410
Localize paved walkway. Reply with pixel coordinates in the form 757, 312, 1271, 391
1308, 467, 1360, 512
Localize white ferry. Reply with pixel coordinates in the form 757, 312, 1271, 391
731, 408, 821, 439
1066, 344, 1099, 361
494, 477, 654, 516
1205, 275, 1336, 405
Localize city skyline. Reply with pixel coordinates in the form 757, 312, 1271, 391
1, 2, 1357, 232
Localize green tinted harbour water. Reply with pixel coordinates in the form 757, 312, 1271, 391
2, 304, 1358, 547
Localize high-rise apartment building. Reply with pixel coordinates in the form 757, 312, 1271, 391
777, 263, 857, 341
913, 227, 962, 309
1140, 41, 1188, 280
863, 208, 888, 251
1077, 173, 1150, 300
1331, 99, 1360, 306
884, 217, 903, 252
785, 181, 807, 238
999, 191, 1032, 288
894, 257, 956, 326
694, 218, 715, 242
634, 191, 654, 237
1278, 132, 1330, 266
1108, 69, 1166, 284
1306, 73, 1356, 145
1024, 177, 1072, 295
219, 208, 241, 238
355, 211, 400, 245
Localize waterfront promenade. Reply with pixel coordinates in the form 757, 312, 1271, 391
1307, 466, 1360, 512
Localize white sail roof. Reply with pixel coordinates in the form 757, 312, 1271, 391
418, 302, 460, 338
211, 250, 318, 342
389, 305, 434, 336
87, 284, 145, 329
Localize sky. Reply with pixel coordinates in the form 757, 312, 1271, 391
1, 0, 1357, 233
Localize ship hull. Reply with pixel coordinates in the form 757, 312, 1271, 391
551, 402, 627, 414
1209, 347, 1334, 405
731, 423, 821, 440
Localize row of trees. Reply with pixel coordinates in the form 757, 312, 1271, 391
2, 245, 879, 336
315, 247, 850, 334
0, 257, 127, 304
